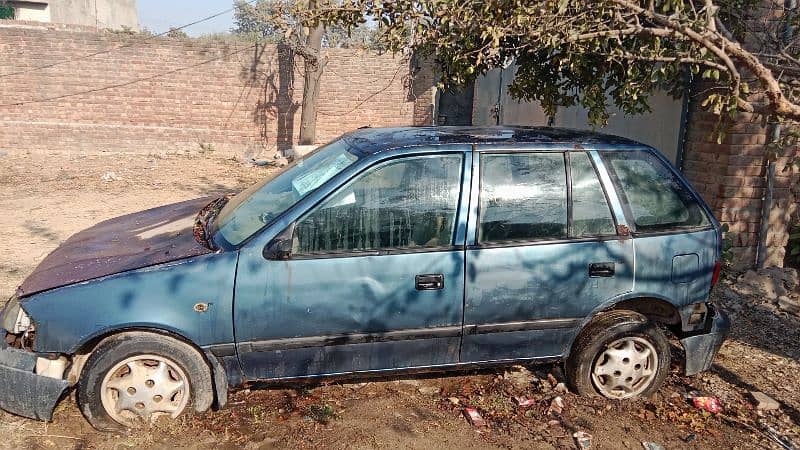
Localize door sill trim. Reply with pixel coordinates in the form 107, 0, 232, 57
212, 318, 583, 357
240, 355, 565, 385
465, 318, 581, 335
235, 326, 463, 353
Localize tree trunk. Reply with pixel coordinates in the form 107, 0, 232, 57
298, 10, 324, 146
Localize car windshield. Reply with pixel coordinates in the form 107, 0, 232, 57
214, 139, 359, 246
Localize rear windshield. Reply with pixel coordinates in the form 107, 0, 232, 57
602, 150, 710, 232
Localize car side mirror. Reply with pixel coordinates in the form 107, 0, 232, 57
263, 223, 295, 260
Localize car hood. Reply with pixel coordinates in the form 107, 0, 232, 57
18, 197, 217, 297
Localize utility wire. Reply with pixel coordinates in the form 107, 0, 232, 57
0, 0, 255, 79
0, 44, 256, 107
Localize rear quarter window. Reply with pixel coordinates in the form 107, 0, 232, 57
602, 150, 709, 232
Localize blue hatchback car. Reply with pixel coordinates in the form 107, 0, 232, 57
0, 126, 729, 429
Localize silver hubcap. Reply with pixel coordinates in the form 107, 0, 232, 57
100, 355, 190, 427
591, 337, 658, 399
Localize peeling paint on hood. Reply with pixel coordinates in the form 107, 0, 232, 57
17, 197, 216, 297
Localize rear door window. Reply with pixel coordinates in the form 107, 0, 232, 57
603, 150, 709, 232
478, 153, 568, 243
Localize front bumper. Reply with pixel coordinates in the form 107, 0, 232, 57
0, 344, 69, 421
680, 306, 731, 376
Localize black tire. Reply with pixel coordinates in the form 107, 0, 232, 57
566, 310, 670, 399
77, 332, 213, 431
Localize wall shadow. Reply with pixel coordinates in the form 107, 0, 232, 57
245, 43, 299, 157
407, 54, 436, 126
243, 45, 437, 154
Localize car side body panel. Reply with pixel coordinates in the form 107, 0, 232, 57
21, 251, 238, 354
235, 250, 466, 379
632, 230, 718, 308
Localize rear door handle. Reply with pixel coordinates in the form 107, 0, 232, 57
416, 274, 444, 290
589, 262, 615, 277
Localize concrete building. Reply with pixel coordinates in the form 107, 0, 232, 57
457, 66, 685, 164
1, 0, 138, 30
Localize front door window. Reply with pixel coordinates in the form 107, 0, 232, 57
294, 154, 464, 255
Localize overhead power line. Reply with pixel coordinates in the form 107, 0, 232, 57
0, 0, 255, 79
0, 44, 256, 108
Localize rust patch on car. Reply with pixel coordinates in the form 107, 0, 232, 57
193, 195, 230, 249
616, 224, 632, 240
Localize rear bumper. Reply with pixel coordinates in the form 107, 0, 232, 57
680, 307, 730, 376
0, 344, 69, 421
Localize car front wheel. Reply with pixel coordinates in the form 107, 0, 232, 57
77, 332, 213, 430
566, 310, 670, 399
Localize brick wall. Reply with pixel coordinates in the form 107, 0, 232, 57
682, 97, 800, 268
681, 1, 800, 269
0, 22, 434, 158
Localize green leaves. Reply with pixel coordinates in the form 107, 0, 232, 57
702, 69, 720, 81
0, 4, 13, 20
280, 0, 798, 128
233, 0, 383, 50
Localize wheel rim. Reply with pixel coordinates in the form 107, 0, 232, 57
590, 336, 658, 399
100, 354, 190, 427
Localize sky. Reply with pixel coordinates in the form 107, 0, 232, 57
137, 0, 236, 36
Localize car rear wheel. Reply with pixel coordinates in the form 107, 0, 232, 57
77, 332, 213, 430
566, 311, 670, 400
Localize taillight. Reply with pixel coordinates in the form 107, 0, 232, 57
711, 260, 722, 288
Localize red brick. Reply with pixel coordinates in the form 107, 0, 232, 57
0, 24, 435, 157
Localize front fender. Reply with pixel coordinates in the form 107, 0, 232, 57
20, 252, 238, 354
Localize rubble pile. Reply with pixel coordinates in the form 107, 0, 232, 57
727, 267, 800, 318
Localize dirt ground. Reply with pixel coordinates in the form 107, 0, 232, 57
0, 151, 799, 450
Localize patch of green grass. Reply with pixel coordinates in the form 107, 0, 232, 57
306, 403, 335, 424
0, 5, 14, 20
247, 404, 268, 422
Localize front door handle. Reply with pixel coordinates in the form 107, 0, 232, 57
416, 274, 444, 290
589, 262, 615, 278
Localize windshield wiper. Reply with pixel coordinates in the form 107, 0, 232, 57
193, 196, 230, 250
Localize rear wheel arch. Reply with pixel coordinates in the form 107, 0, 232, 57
566, 297, 681, 354
605, 297, 681, 326
565, 309, 671, 398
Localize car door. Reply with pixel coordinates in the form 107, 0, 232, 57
462, 149, 635, 362
234, 152, 471, 380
